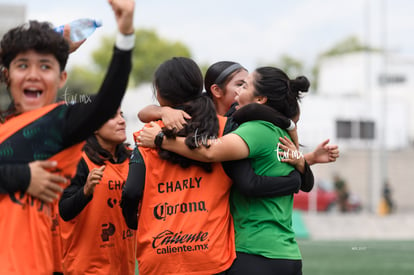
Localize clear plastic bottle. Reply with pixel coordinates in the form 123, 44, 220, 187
54, 18, 102, 42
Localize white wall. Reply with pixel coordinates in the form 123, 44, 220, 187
318, 52, 414, 99
298, 95, 409, 151
316, 52, 414, 147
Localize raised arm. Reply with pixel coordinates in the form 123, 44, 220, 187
63, 0, 135, 145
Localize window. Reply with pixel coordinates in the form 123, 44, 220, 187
378, 74, 406, 86
336, 119, 375, 140
336, 120, 352, 139
360, 121, 375, 139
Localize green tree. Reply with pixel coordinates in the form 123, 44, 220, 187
64, 28, 191, 96
320, 36, 377, 57
312, 35, 379, 90
61, 67, 102, 98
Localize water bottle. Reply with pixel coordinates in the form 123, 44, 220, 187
54, 18, 102, 42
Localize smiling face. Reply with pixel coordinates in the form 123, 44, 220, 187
7, 50, 67, 113
220, 69, 248, 112
235, 72, 263, 108
95, 109, 127, 149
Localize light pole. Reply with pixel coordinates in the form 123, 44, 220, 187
377, 0, 389, 214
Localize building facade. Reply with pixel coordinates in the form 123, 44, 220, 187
299, 51, 414, 212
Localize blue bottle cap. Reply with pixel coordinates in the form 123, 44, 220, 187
95, 19, 103, 28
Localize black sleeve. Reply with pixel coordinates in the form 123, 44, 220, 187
59, 158, 93, 221
299, 161, 314, 192
224, 102, 238, 117
121, 147, 146, 230
0, 164, 30, 194
231, 103, 291, 129
223, 116, 239, 133
222, 159, 301, 197
62, 47, 133, 146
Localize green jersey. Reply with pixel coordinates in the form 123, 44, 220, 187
231, 120, 301, 259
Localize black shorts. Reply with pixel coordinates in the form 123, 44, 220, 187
225, 252, 302, 275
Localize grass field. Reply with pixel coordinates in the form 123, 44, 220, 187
298, 239, 414, 275
135, 239, 414, 274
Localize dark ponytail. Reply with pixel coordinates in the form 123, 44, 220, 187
153, 57, 203, 106
154, 57, 219, 172
159, 95, 219, 172
253, 67, 310, 119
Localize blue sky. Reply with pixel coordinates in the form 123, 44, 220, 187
1, 0, 413, 72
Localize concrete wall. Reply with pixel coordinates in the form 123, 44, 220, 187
307, 147, 414, 213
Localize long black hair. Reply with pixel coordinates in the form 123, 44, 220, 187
252, 67, 310, 119
154, 57, 219, 172
83, 135, 131, 166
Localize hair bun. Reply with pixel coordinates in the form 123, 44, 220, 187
290, 76, 310, 95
